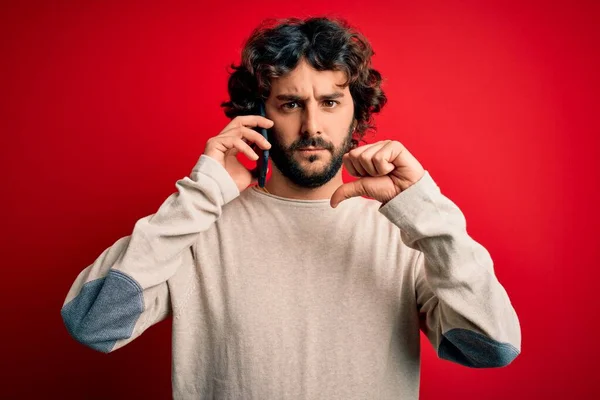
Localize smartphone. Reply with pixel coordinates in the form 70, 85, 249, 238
254, 101, 270, 187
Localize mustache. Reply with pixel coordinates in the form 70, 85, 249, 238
289, 137, 333, 151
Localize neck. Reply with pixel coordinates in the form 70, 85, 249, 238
262, 167, 344, 201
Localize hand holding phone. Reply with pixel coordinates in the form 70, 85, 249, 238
203, 113, 272, 193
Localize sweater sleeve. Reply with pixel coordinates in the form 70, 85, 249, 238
60, 155, 239, 353
379, 171, 521, 368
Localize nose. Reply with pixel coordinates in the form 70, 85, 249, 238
300, 101, 322, 136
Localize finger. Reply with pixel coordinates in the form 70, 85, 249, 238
224, 126, 272, 150
371, 141, 397, 175
230, 138, 259, 161
330, 180, 366, 208
222, 115, 274, 132
342, 153, 363, 177
356, 142, 388, 176
349, 155, 368, 176
346, 143, 379, 176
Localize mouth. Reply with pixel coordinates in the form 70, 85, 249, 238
297, 148, 326, 153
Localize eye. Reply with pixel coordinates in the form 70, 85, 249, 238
323, 100, 339, 108
282, 101, 301, 110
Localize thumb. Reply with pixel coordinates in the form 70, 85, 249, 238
330, 180, 365, 208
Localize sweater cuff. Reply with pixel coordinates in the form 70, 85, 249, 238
191, 154, 240, 204
377, 170, 443, 235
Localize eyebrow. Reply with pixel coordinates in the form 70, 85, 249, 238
275, 92, 345, 102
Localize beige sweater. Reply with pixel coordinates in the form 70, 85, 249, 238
61, 154, 521, 399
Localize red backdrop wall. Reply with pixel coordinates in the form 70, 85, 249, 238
1, 0, 598, 398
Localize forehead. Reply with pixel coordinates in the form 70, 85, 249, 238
269, 59, 349, 96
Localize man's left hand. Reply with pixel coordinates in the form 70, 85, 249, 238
330, 140, 426, 208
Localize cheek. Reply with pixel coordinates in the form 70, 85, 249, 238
271, 116, 301, 141
272, 113, 298, 130
269, 127, 292, 148
325, 111, 354, 138
326, 104, 354, 122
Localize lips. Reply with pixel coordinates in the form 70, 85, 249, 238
298, 148, 325, 151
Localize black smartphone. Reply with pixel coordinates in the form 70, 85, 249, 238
254, 101, 269, 188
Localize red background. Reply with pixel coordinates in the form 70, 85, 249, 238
1, 0, 598, 398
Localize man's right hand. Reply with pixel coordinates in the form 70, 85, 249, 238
203, 115, 273, 193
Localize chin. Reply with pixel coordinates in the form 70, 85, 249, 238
301, 159, 329, 169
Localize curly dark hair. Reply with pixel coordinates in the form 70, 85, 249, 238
220, 16, 387, 149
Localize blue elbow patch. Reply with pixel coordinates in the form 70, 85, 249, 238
438, 328, 519, 368
61, 270, 144, 353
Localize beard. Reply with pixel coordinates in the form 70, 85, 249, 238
267, 122, 355, 189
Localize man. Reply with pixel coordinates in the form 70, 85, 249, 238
61, 17, 521, 399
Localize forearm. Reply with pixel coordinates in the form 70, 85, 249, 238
380, 171, 521, 366
60, 155, 239, 353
